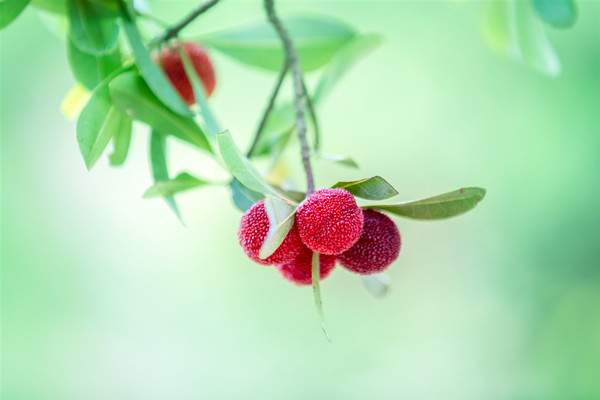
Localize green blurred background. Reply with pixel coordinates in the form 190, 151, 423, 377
2, 1, 599, 399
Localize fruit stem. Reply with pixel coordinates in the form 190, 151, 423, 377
264, 0, 316, 195
155, 0, 221, 44
246, 61, 290, 158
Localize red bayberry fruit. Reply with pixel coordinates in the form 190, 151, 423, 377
338, 209, 401, 275
295, 188, 364, 255
278, 247, 337, 286
157, 42, 216, 105
238, 201, 304, 265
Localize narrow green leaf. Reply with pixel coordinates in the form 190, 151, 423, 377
67, 0, 119, 55
143, 172, 208, 198
216, 130, 290, 201
314, 33, 382, 102
32, 0, 66, 14
118, 2, 192, 117
109, 70, 211, 151
259, 196, 296, 260
149, 130, 181, 220
230, 179, 264, 212
365, 187, 486, 220
333, 176, 398, 200
109, 113, 132, 166
76, 70, 127, 169
177, 45, 221, 148
1, 0, 31, 29
311, 252, 330, 341
320, 153, 359, 169
200, 15, 356, 72
361, 273, 390, 298
533, 0, 577, 29
483, 0, 560, 77
67, 37, 121, 90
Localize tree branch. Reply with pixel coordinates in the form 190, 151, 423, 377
301, 78, 320, 153
264, 0, 315, 194
154, 0, 221, 44
246, 61, 290, 158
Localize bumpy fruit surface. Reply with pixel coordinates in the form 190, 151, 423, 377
238, 201, 304, 265
338, 209, 401, 274
157, 42, 216, 105
278, 247, 337, 286
295, 188, 364, 255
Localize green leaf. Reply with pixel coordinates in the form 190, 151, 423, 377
251, 103, 295, 158
67, 37, 121, 90
1, 0, 31, 29
200, 15, 356, 72
311, 252, 330, 341
216, 130, 290, 201
259, 196, 296, 260
109, 70, 211, 151
32, 0, 66, 14
533, 0, 577, 29
149, 130, 181, 220
118, 2, 192, 117
76, 70, 128, 169
314, 33, 382, 101
333, 176, 398, 200
67, 0, 119, 55
108, 113, 132, 166
483, 0, 560, 77
320, 153, 359, 169
365, 187, 486, 220
230, 179, 264, 212
143, 172, 208, 198
361, 273, 390, 298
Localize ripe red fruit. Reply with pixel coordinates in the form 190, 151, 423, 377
157, 42, 216, 105
278, 247, 337, 286
338, 209, 401, 275
238, 201, 304, 265
295, 188, 364, 255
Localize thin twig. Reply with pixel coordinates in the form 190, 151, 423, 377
264, 0, 315, 194
247, 61, 290, 158
153, 0, 221, 45
301, 78, 320, 153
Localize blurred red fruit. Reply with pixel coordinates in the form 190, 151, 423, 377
278, 247, 336, 286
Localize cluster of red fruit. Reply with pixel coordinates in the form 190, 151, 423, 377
238, 189, 401, 285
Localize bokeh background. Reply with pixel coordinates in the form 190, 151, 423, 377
2, 1, 599, 399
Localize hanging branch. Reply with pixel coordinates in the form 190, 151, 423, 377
264, 0, 315, 195
246, 61, 290, 158
153, 0, 222, 44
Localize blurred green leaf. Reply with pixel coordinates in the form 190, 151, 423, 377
217, 130, 289, 200
143, 172, 208, 198
32, 0, 66, 14
67, 37, 121, 90
76, 71, 128, 170
314, 33, 382, 101
259, 196, 296, 259
108, 113, 132, 166
118, 2, 192, 117
365, 187, 486, 220
533, 0, 577, 29
149, 130, 181, 220
67, 0, 119, 55
333, 176, 398, 200
230, 179, 264, 212
1, 0, 31, 29
361, 273, 391, 298
109, 70, 211, 151
483, 0, 560, 77
320, 153, 359, 169
200, 15, 356, 72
